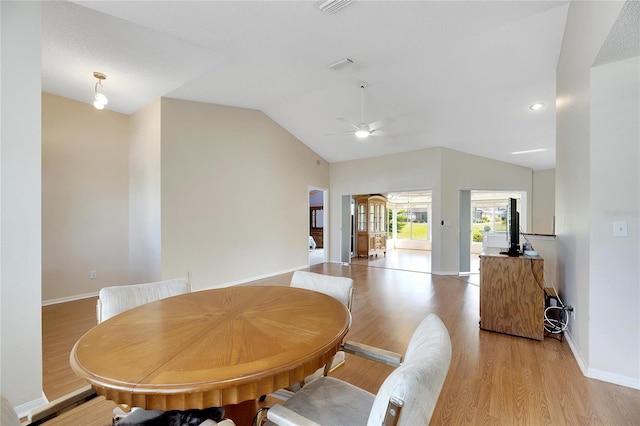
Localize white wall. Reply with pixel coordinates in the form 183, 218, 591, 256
160, 98, 329, 289
329, 147, 532, 274
0, 1, 45, 413
42, 94, 130, 302
439, 149, 532, 273
589, 56, 639, 386
556, 0, 638, 388
532, 169, 556, 234
129, 99, 162, 283
329, 148, 442, 267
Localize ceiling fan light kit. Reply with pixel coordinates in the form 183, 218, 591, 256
334, 81, 394, 141
355, 128, 370, 138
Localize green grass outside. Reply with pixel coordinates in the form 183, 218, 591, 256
473, 219, 507, 233
392, 220, 506, 241
396, 222, 428, 240
472, 220, 507, 242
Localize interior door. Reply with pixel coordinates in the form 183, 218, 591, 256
459, 190, 471, 273
340, 195, 351, 264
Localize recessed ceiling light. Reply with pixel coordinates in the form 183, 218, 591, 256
529, 103, 545, 111
511, 148, 548, 155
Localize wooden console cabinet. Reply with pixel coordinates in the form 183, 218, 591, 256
479, 253, 544, 340
355, 195, 387, 258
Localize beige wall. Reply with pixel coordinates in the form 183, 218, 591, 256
129, 99, 162, 283
42, 93, 130, 302
532, 169, 556, 234
159, 98, 329, 290
42, 94, 329, 299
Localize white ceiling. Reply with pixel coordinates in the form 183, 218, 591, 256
42, 0, 570, 170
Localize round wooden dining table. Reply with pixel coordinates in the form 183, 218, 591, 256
70, 285, 351, 412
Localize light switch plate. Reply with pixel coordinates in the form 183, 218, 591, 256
613, 221, 628, 237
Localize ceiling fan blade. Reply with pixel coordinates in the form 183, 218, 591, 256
370, 129, 397, 140
324, 130, 356, 136
336, 117, 360, 131
368, 117, 395, 132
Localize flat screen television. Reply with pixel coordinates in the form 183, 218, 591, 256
501, 197, 520, 256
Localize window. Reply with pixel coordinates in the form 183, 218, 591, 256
386, 191, 432, 242
470, 191, 522, 243
396, 207, 429, 241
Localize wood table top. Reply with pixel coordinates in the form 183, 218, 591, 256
70, 285, 351, 410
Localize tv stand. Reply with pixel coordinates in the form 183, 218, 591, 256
479, 253, 544, 340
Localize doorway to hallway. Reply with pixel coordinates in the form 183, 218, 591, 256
309, 188, 327, 266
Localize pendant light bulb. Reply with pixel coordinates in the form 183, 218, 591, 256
95, 91, 108, 105
92, 72, 108, 110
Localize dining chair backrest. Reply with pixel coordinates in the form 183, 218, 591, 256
96, 278, 191, 323
290, 271, 353, 311
261, 313, 452, 426
1, 395, 20, 426
367, 313, 452, 425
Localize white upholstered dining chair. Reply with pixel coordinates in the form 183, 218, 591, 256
96, 277, 191, 323
257, 314, 452, 426
290, 271, 354, 382
1, 395, 21, 426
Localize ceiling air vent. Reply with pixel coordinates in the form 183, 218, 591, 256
317, 0, 352, 15
327, 57, 354, 70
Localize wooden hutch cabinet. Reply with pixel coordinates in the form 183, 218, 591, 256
355, 195, 387, 258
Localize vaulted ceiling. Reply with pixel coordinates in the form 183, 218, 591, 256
42, 1, 571, 170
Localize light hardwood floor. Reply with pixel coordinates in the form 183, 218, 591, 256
41, 261, 639, 425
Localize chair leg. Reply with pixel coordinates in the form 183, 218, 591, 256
252, 407, 270, 426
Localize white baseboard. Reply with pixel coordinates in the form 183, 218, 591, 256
42, 291, 98, 306
198, 266, 307, 290
587, 368, 640, 390
564, 332, 588, 375
42, 266, 314, 303
431, 270, 458, 276
565, 331, 640, 390
15, 393, 48, 419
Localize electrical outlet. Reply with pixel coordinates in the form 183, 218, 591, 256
90, 270, 97, 279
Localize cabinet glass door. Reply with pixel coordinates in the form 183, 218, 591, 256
358, 203, 366, 231
369, 204, 375, 232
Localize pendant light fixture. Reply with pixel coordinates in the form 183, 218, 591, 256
93, 72, 108, 110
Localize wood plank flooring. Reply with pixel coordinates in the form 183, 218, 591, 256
41, 260, 639, 425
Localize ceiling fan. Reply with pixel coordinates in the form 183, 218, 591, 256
337, 82, 395, 140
